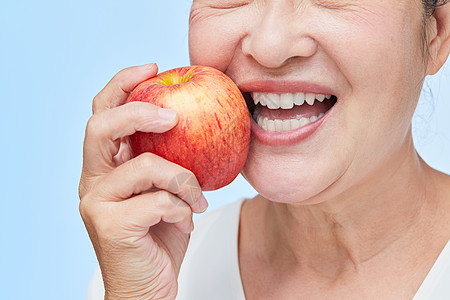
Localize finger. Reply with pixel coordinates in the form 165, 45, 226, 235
92, 63, 158, 114
117, 190, 194, 235
83, 101, 178, 173
79, 190, 194, 239
112, 137, 133, 166
94, 152, 208, 214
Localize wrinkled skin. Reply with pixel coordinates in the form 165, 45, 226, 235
79, 1, 450, 299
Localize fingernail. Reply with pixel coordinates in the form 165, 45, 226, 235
138, 63, 156, 70
158, 107, 178, 122
199, 194, 208, 212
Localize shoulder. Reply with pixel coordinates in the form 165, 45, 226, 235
176, 198, 246, 300
414, 239, 450, 299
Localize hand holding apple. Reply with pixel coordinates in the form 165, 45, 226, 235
80, 63, 210, 300
126, 65, 251, 191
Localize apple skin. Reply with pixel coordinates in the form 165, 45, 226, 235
126, 65, 251, 191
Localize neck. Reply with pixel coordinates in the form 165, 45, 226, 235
259, 137, 441, 279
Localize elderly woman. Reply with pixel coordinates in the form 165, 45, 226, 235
80, 0, 450, 299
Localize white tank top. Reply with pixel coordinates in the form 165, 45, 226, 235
85, 197, 450, 299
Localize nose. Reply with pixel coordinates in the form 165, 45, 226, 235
241, 3, 318, 69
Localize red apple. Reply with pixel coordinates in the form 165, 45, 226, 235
126, 65, 251, 191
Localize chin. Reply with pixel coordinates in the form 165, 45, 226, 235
241, 149, 339, 206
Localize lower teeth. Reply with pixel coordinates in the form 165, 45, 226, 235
254, 109, 325, 132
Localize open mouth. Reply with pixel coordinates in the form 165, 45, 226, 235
244, 92, 337, 132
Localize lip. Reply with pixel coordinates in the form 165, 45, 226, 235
239, 80, 338, 146
249, 111, 330, 146
238, 80, 337, 96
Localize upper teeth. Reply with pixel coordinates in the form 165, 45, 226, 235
252, 92, 331, 109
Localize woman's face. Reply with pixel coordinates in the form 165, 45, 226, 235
189, 0, 427, 204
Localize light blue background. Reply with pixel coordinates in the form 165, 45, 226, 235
1, 1, 449, 299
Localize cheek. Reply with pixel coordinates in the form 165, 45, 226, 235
188, 10, 247, 71
331, 13, 423, 91
325, 7, 425, 132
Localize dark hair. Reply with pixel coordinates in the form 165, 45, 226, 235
423, 0, 449, 17
421, 0, 449, 59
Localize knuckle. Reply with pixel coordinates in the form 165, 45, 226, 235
136, 152, 157, 170
110, 68, 127, 85
79, 194, 125, 248
79, 190, 107, 224
88, 204, 118, 235
125, 101, 157, 124
153, 190, 184, 212
92, 95, 101, 113
152, 190, 172, 210
123, 101, 142, 119
111, 67, 133, 88
78, 199, 88, 221
85, 115, 103, 138
116, 66, 134, 78
79, 194, 94, 223
79, 171, 101, 200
